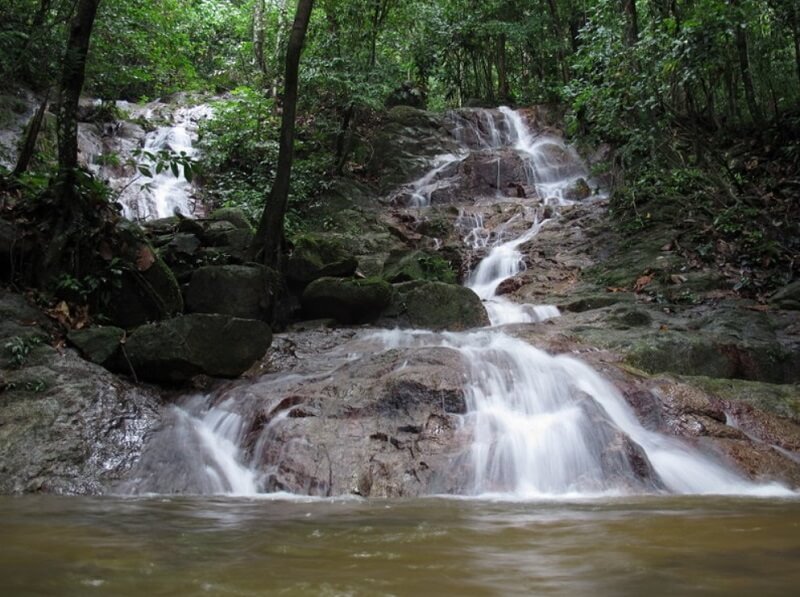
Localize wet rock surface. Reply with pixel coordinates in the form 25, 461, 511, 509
0, 288, 161, 494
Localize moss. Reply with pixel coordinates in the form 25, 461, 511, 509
301, 276, 392, 324
681, 375, 800, 422
383, 250, 457, 284
208, 207, 254, 231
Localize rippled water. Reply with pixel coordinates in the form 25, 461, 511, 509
1, 496, 799, 596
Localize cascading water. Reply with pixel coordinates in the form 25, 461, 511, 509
84, 101, 212, 221
122, 104, 211, 220
126, 106, 794, 499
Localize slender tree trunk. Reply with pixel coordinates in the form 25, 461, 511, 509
252, 0, 314, 268
732, 10, 763, 124
272, 0, 289, 99
791, 10, 800, 91
497, 33, 509, 101
253, 0, 267, 75
622, 0, 639, 46
13, 90, 50, 177
56, 0, 101, 191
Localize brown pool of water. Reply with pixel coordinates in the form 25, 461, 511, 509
1, 495, 799, 596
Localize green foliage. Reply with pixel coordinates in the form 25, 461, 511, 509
4, 335, 42, 369
197, 87, 333, 223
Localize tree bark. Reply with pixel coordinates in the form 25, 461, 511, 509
13, 90, 50, 177
56, 0, 101, 189
497, 33, 509, 101
735, 23, 763, 124
252, 0, 314, 268
622, 0, 639, 46
253, 0, 267, 75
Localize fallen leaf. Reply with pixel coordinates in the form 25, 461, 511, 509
633, 274, 653, 293
606, 286, 627, 293
659, 324, 669, 332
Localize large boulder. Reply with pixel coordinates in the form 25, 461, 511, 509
771, 281, 800, 311
67, 326, 125, 369
382, 250, 457, 284
287, 235, 358, 285
105, 222, 183, 328
125, 314, 272, 383
384, 281, 489, 330
301, 277, 392, 324
0, 217, 18, 280
208, 207, 254, 231
0, 287, 160, 494
186, 264, 275, 320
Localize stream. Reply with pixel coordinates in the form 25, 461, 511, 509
2, 105, 797, 594
2, 496, 799, 596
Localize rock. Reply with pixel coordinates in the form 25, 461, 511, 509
563, 177, 591, 200
105, 222, 183, 328
200, 221, 254, 261
127, 334, 471, 497
301, 277, 392, 324
0, 288, 160, 494
384, 281, 489, 330
382, 250, 457, 284
125, 314, 273, 383
67, 326, 125, 369
287, 235, 358, 284
208, 207, 254, 231
186, 264, 275, 320
0, 217, 18, 280
142, 216, 180, 236
771, 281, 800, 310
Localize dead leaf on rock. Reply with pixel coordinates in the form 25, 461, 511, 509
633, 274, 653, 293
136, 245, 155, 271
659, 324, 669, 332
606, 286, 627, 293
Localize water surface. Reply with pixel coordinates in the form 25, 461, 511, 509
2, 496, 798, 596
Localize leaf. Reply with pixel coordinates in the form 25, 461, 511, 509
171, 162, 179, 177
633, 274, 653, 293
135, 245, 155, 272
138, 166, 152, 178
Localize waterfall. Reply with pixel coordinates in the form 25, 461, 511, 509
126, 106, 794, 498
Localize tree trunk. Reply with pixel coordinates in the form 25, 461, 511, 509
497, 33, 509, 101
272, 0, 289, 99
253, 0, 267, 75
252, 0, 314, 268
56, 0, 101, 190
13, 90, 50, 177
622, 0, 639, 46
732, 9, 763, 124
791, 8, 800, 91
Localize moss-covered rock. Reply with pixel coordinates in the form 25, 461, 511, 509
208, 207, 254, 231
125, 314, 272, 383
301, 277, 392, 324
287, 234, 358, 284
382, 250, 457, 284
67, 326, 125, 369
105, 222, 183, 329
186, 264, 274, 320
771, 280, 800, 311
385, 281, 489, 330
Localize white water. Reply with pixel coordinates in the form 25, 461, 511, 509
121, 104, 212, 220
135, 107, 793, 499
